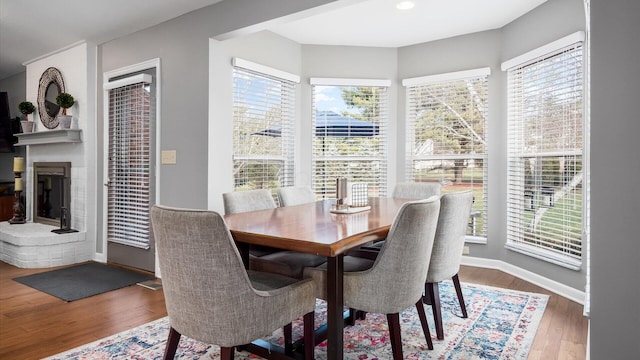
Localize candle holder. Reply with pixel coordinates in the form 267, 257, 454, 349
9, 172, 25, 224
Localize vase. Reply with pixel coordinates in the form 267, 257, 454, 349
20, 120, 34, 133
58, 115, 72, 129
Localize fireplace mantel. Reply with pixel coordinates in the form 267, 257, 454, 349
15, 129, 82, 146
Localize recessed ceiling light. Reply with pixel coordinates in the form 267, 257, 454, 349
396, 1, 415, 10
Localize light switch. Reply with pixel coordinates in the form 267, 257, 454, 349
161, 150, 177, 164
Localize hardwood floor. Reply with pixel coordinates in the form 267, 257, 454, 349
0, 261, 588, 359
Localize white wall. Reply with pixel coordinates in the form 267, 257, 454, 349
23, 42, 98, 254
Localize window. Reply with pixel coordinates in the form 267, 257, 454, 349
310, 78, 389, 199
503, 32, 586, 269
232, 59, 298, 196
403, 68, 490, 240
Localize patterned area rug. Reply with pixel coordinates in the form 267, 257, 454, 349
45, 282, 548, 360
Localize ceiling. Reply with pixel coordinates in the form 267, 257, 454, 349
270, 0, 547, 48
0, 0, 224, 80
0, 0, 547, 81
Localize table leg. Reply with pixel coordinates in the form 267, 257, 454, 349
326, 255, 344, 360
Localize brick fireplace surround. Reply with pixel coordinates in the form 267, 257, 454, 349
0, 132, 90, 268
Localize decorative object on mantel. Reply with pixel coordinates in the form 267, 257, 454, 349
55, 92, 75, 129
18, 101, 35, 133
9, 156, 25, 224
37, 67, 65, 129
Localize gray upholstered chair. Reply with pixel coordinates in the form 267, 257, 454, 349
277, 186, 316, 206
222, 189, 325, 278
151, 205, 316, 360
304, 197, 441, 359
392, 181, 442, 200
222, 189, 277, 215
348, 181, 441, 256
424, 190, 474, 340
222, 189, 280, 257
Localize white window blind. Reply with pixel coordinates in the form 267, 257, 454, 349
107, 79, 153, 249
311, 84, 388, 199
232, 62, 296, 198
404, 69, 489, 238
505, 39, 585, 269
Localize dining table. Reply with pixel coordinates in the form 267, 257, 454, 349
224, 197, 408, 360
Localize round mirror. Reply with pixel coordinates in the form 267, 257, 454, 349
44, 82, 60, 117
37, 67, 65, 129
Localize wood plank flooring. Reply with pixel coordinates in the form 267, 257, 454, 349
0, 261, 588, 359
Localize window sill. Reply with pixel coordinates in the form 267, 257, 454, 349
15, 129, 82, 146
465, 235, 487, 244
505, 242, 582, 271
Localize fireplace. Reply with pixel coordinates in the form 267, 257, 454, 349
33, 162, 72, 230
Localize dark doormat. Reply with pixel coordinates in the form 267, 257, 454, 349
13, 262, 156, 302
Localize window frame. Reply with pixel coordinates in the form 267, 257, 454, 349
310, 78, 390, 200
502, 32, 587, 270
231, 58, 299, 198
403, 68, 490, 242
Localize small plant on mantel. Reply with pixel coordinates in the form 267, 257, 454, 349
55, 93, 75, 129
55, 93, 75, 115
18, 101, 36, 132
18, 101, 36, 120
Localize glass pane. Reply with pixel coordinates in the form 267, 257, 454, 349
312, 85, 388, 198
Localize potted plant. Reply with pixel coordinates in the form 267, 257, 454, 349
55, 92, 75, 129
18, 101, 36, 133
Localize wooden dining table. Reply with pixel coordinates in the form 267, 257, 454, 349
224, 197, 408, 360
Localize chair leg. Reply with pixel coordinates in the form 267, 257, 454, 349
220, 347, 235, 360
426, 282, 444, 340
304, 311, 315, 360
452, 274, 468, 318
415, 300, 434, 350
163, 327, 181, 360
422, 283, 432, 305
386, 313, 404, 360
284, 323, 293, 355
347, 308, 357, 326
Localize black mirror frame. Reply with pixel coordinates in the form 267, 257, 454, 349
37, 67, 66, 129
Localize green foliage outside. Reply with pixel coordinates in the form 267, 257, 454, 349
522, 189, 583, 257
413, 80, 487, 184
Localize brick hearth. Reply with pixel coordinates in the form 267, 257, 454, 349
0, 222, 89, 268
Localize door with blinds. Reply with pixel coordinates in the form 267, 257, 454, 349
104, 68, 156, 272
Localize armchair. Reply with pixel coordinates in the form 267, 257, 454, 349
151, 205, 316, 360
304, 198, 441, 359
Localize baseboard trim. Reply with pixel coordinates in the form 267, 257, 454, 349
93, 253, 107, 263
461, 256, 585, 305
